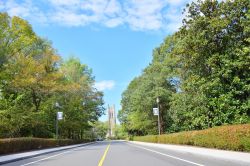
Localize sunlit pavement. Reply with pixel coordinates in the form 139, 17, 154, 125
1, 140, 250, 166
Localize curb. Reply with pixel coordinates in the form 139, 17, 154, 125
128, 141, 250, 163
0, 142, 96, 165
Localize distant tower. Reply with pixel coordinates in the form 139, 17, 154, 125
108, 105, 116, 137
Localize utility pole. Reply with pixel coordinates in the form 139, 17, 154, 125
157, 97, 160, 135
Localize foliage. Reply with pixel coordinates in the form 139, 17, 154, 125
171, 0, 250, 128
113, 124, 128, 139
119, 0, 250, 135
0, 13, 104, 139
133, 124, 250, 152
0, 137, 93, 155
118, 37, 176, 135
93, 121, 108, 139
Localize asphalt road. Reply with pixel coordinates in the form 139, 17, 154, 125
2, 140, 249, 166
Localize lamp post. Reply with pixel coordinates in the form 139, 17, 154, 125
156, 97, 160, 135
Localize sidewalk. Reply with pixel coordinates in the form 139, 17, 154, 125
130, 141, 250, 163
0, 142, 95, 164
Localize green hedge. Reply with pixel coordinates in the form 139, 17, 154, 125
133, 124, 250, 152
0, 138, 93, 155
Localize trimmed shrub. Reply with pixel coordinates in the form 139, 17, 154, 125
0, 138, 92, 155
133, 124, 250, 152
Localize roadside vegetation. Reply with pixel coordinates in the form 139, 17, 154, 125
93, 121, 127, 140
133, 124, 250, 152
0, 13, 104, 140
0, 138, 93, 155
119, 0, 250, 138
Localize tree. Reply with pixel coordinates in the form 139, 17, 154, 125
94, 121, 108, 139
171, 0, 250, 127
119, 36, 176, 135
0, 13, 104, 139
119, 0, 250, 136
58, 57, 104, 139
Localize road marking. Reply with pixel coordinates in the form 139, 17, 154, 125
20, 144, 94, 166
98, 143, 110, 166
129, 143, 204, 166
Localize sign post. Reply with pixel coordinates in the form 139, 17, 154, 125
156, 97, 160, 135
153, 108, 159, 116
57, 112, 63, 120
56, 112, 63, 139
153, 106, 160, 135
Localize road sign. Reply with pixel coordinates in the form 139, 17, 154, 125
153, 108, 159, 116
57, 112, 63, 120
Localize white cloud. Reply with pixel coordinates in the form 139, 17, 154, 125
49, 0, 81, 6
167, 0, 186, 6
1, 0, 47, 24
94, 80, 115, 91
50, 9, 91, 26
0, 0, 191, 32
104, 17, 123, 27
5, 0, 31, 17
163, 7, 185, 32
123, 0, 165, 30
104, 0, 123, 17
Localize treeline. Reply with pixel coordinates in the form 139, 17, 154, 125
118, 0, 250, 136
0, 13, 104, 139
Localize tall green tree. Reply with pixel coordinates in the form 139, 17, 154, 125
171, 0, 250, 128
57, 57, 104, 139
119, 36, 176, 135
0, 13, 104, 138
119, 0, 250, 136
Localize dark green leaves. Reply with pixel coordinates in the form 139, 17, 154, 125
119, 0, 250, 136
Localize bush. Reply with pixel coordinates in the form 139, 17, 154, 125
0, 137, 93, 155
133, 124, 250, 152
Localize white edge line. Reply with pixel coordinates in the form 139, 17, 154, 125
128, 143, 204, 166
20, 145, 92, 166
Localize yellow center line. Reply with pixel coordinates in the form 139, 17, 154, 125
98, 143, 110, 166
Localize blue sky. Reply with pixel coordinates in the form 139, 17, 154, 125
0, 0, 190, 121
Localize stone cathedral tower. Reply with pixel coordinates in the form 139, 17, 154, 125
108, 105, 116, 137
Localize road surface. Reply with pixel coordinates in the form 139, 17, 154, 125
2, 140, 249, 166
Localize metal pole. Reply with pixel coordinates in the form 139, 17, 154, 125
157, 97, 160, 135
56, 115, 58, 139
